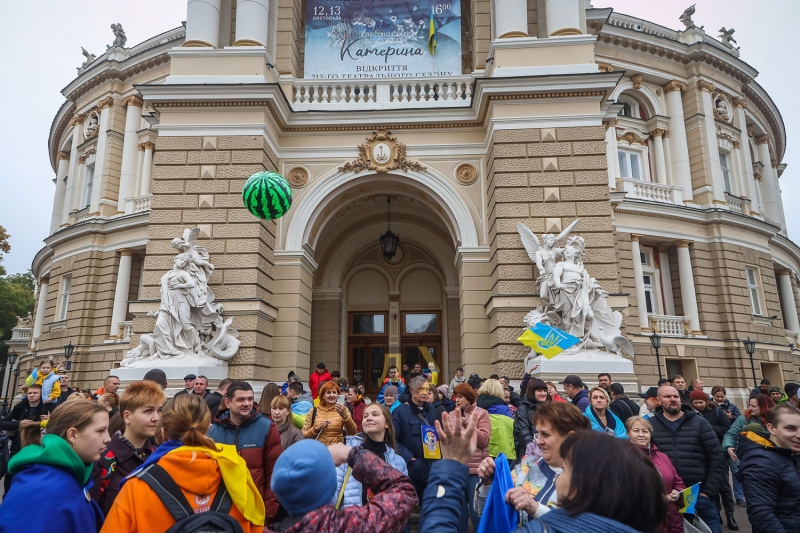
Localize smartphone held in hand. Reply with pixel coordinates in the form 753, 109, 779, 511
337, 394, 346, 406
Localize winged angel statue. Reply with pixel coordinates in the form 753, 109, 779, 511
121, 228, 241, 367
517, 220, 634, 361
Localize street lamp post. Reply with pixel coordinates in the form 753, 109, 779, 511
743, 337, 758, 389
1, 350, 18, 415
650, 332, 663, 381
10, 367, 20, 410
63, 341, 75, 371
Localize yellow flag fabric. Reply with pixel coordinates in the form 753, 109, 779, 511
428, 8, 437, 57
517, 323, 581, 359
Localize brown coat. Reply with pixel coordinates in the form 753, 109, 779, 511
276, 418, 304, 450
301, 403, 358, 445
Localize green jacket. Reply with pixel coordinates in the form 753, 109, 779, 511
722, 415, 764, 451
488, 413, 516, 460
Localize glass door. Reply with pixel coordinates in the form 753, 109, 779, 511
400, 312, 442, 384
348, 312, 389, 396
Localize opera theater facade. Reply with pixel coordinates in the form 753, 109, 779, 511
27, 0, 800, 401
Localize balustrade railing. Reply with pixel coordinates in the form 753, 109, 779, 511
724, 193, 750, 215
617, 178, 684, 205
119, 321, 133, 342
649, 314, 690, 336
132, 194, 152, 213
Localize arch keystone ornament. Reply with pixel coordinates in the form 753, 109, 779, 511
339, 130, 427, 174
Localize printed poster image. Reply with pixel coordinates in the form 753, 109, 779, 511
304, 0, 462, 79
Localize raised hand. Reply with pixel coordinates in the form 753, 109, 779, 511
477, 456, 496, 486
435, 407, 477, 465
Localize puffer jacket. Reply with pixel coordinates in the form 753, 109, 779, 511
392, 401, 439, 486
738, 430, 800, 533
332, 436, 408, 509
723, 414, 765, 451
642, 443, 685, 533
513, 398, 544, 460
715, 398, 742, 419
301, 403, 358, 445
208, 406, 281, 522
649, 405, 726, 499
697, 405, 732, 442
447, 403, 490, 474
477, 394, 516, 460
269, 447, 417, 533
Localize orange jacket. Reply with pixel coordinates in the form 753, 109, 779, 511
100, 450, 262, 533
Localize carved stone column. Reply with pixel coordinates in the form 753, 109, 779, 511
185, 0, 222, 48
139, 141, 155, 196
544, 0, 583, 36
650, 129, 668, 185
109, 250, 133, 338
698, 81, 728, 206
51, 154, 70, 234
233, 0, 270, 47
675, 241, 701, 334
630, 235, 651, 332
756, 136, 781, 226
605, 122, 620, 188
32, 277, 49, 342
664, 81, 693, 202
777, 270, 800, 334
63, 115, 84, 225
118, 96, 144, 213
735, 100, 759, 215
90, 96, 115, 215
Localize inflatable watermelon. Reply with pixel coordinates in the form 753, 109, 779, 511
242, 171, 293, 220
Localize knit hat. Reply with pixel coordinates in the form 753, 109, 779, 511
454, 383, 477, 404
422, 368, 431, 375
768, 385, 782, 395
437, 385, 449, 399
785, 382, 800, 399
689, 390, 708, 402
384, 385, 398, 397
271, 439, 336, 516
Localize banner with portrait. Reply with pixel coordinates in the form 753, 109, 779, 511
304, 0, 462, 79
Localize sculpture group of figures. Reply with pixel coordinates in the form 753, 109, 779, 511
122, 228, 240, 368
517, 220, 634, 360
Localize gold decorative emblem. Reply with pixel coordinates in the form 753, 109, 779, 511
339, 130, 426, 174
287, 166, 309, 187
455, 163, 478, 185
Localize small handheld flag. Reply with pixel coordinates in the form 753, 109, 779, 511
517, 323, 580, 359
428, 7, 437, 57
678, 483, 701, 514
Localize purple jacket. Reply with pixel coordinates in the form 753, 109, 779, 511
643, 443, 686, 533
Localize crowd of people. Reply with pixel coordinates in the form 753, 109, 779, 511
0, 359, 798, 533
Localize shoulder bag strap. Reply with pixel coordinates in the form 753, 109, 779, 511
311, 407, 317, 427
334, 466, 353, 510
209, 475, 234, 514
137, 464, 194, 521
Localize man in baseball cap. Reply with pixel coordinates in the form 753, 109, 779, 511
174, 374, 196, 396
638, 386, 659, 419
558, 375, 589, 411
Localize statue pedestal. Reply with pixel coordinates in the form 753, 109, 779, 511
529, 350, 642, 397
116, 365, 229, 397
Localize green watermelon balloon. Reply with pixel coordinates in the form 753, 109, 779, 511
242, 171, 293, 220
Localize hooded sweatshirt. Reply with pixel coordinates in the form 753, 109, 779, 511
0, 434, 104, 533
101, 443, 264, 533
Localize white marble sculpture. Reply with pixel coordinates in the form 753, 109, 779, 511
121, 228, 240, 368
518, 222, 633, 370
718, 27, 738, 49
679, 5, 696, 29
80, 47, 96, 68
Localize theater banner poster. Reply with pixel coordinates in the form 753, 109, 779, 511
304, 0, 462, 79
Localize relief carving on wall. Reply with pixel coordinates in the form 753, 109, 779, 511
339, 129, 427, 174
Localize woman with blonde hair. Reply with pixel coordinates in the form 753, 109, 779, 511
101, 394, 265, 533
271, 394, 304, 450
0, 400, 110, 532
302, 380, 357, 445
477, 378, 516, 461
258, 383, 282, 419
584, 386, 626, 438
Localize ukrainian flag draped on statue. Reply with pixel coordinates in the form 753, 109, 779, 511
517, 323, 580, 359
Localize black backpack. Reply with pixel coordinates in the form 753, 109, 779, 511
136, 463, 244, 533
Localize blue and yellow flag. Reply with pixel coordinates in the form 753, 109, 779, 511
428, 7, 437, 57
678, 483, 701, 514
517, 323, 580, 359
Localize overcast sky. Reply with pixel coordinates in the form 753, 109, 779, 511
0, 1, 797, 275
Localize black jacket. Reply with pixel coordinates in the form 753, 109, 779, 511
206, 391, 224, 416
649, 405, 727, 499
0, 399, 53, 456
677, 389, 692, 407
738, 431, 800, 533
89, 433, 155, 515
392, 400, 438, 486
697, 405, 732, 443
608, 397, 637, 424
513, 398, 540, 459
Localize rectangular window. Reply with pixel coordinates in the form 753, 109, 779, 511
352, 314, 385, 335
84, 166, 95, 208
618, 149, 642, 180
745, 267, 762, 315
404, 313, 439, 334
642, 274, 656, 314
720, 152, 732, 194
58, 275, 72, 321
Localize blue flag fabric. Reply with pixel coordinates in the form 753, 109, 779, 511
476, 453, 519, 533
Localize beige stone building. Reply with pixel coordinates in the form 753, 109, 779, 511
22, 1, 800, 403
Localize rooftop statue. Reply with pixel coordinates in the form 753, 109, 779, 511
679, 5, 696, 29
718, 27, 738, 48
121, 228, 240, 368
80, 47, 96, 68
518, 223, 633, 364
110, 23, 127, 48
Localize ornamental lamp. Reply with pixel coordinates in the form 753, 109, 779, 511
379, 196, 400, 261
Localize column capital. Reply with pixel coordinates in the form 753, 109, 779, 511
732, 97, 747, 109
139, 140, 155, 151
776, 268, 792, 276
39, 276, 50, 284
118, 248, 134, 257
755, 135, 770, 145
58, 152, 71, 161
663, 81, 687, 93
697, 80, 716, 93
630, 234, 643, 242
650, 128, 667, 137
95, 96, 115, 110
675, 240, 692, 248
123, 95, 144, 108
69, 114, 85, 126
